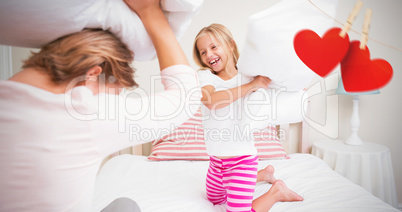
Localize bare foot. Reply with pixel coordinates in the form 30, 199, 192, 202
251, 179, 303, 212
270, 180, 303, 202
257, 165, 276, 184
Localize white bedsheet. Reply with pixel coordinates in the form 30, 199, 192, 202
93, 154, 398, 212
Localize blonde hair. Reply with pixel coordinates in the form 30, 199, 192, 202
193, 23, 239, 73
23, 28, 138, 88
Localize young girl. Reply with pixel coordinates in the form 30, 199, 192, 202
193, 23, 303, 212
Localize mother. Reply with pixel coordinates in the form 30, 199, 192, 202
0, 0, 201, 211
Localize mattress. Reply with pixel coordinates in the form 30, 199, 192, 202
93, 154, 398, 212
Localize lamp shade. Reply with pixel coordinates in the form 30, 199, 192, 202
336, 78, 380, 95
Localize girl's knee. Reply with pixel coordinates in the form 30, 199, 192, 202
207, 194, 226, 205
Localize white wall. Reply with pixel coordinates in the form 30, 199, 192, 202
332, 0, 402, 205
9, 0, 402, 205
0, 46, 12, 80
10, 47, 38, 74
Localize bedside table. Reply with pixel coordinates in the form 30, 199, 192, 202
311, 140, 398, 208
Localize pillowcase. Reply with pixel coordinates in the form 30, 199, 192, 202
237, 0, 338, 91
0, 0, 203, 61
148, 108, 287, 161
253, 126, 287, 159
148, 108, 209, 161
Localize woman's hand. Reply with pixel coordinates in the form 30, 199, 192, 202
123, 0, 189, 69
123, 0, 160, 18
248, 75, 271, 92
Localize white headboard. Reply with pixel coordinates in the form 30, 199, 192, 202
102, 121, 311, 166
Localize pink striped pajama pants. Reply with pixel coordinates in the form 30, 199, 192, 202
206, 155, 258, 212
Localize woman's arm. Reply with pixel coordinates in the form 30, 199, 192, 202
95, 0, 201, 157
202, 76, 271, 110
124, 0, 189, 70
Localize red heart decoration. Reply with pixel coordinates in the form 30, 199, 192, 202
294, 27, 350, 77
341, 41, 393, 92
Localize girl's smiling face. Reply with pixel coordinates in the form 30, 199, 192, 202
196, 34, 229, 73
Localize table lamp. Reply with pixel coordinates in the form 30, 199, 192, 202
336, 78, 380, 145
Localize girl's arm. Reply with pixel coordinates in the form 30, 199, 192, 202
124, 0, 189, 69
202, 75, 271, 110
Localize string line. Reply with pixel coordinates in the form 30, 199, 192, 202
308, 0, 402, 52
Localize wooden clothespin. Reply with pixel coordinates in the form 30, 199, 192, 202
360, 9, 372, 50
339, 0, 364, 38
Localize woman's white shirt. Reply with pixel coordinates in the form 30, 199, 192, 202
0, 65, 201, 212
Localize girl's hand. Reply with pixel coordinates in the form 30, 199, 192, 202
123, 0, 160, 17
248, 75, 271, 92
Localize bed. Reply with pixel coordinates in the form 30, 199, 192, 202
92, 121, 399, 212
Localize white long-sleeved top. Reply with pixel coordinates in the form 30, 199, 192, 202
0, 65, 201, 212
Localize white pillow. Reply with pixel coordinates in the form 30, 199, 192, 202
237, 0, 338, 91
0, 0, 203, 61
241, 89, 307, 128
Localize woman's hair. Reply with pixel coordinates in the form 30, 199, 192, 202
192, 23, 239, 73
22, 28, 138, 88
